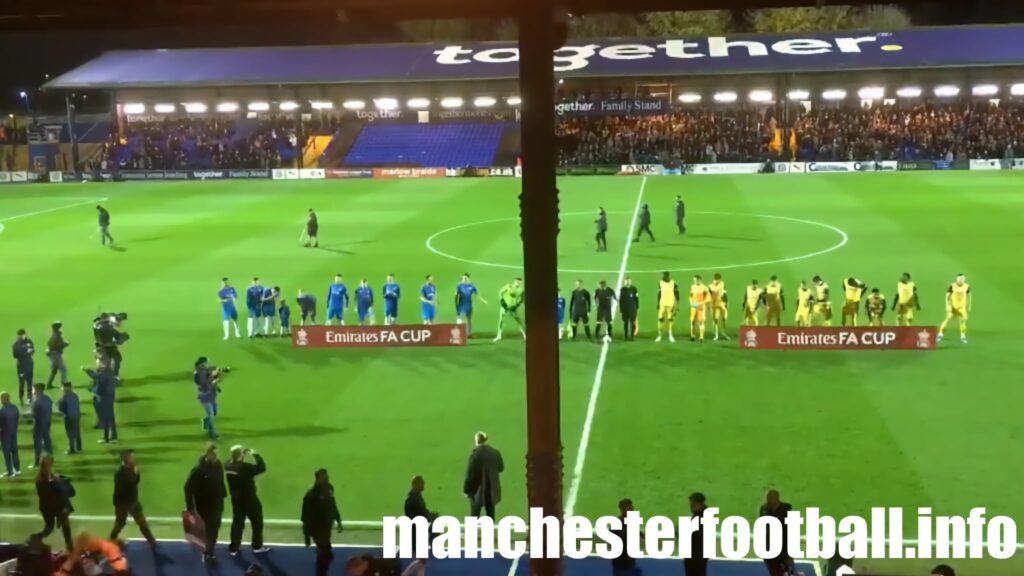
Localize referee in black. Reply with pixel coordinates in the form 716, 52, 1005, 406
569, 280, 592, 342
226, 445, 270, 556
594, 208, 608, 252
594, 280, 617, 343
619, 277, 640, 341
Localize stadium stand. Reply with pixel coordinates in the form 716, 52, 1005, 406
342, 123, 511, 168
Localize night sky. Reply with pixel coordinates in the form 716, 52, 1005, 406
2, 2, 1021, 113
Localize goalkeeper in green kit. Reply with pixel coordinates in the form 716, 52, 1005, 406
493, 278, 526, 342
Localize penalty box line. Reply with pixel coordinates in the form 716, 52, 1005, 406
564, 176, 647, 519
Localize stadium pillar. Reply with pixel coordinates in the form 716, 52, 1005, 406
518, 7, 563, 576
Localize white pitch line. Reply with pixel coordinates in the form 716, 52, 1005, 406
564, 176, 647, 518
0, 196, 109, 224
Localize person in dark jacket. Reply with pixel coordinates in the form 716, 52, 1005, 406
611, 498, 641, 576
194, 357, 221, 440
46, 322, 69, 390
759, 489, 793, 576
633, 204, 654, 242
685, 492, 709, 576
302, 468, 342, 576
110, 449, 156, 546
402, 475, 438, 576
675, 195, 686, 234
30, 384, 53, 468
12, 329, 35, 405
57, 383, 82, 455
0, 392, 21, 477
226, 445, 270, 555
33, 454, 74, 550
83, 359, 117, 444
619, 277, 640, 341
304, 209, 319, 248
97, 205, 114, 246
594, 207, 608, 252
463, 431, 504, 518
185, 445, 227, 564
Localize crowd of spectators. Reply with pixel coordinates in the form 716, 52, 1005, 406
94, 116, 332, 171
556, 101, 1023, 166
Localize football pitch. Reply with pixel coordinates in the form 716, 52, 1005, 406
2, 172, 1024, 573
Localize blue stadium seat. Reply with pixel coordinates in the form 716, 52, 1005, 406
344, 123, 508, 167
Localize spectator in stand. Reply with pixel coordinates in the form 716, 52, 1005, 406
759, 489, 793, 576
302, 468, 343, 576
33, 454, 74, 551
184, 444, 227, 565
463, 431, 504, 518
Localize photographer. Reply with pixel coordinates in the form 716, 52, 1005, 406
194, 357, 228, 441
93, 313, 128, 377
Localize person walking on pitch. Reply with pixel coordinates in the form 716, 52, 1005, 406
303, 209, 319, 248
97, 205, 114, 247
494, 279, 525, 342
675, 195, 686, 234
595, 207, 608, 252
634, 204, 654, 242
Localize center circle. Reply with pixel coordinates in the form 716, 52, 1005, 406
425, 211, 848, 274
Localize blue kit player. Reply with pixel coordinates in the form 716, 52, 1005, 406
420, 275, 437, 325
557, 288, 567, 340
245, 277, 264, 338
326, 274, 350, 326
355, 280, 375, 326
261, 286, 279, 336
297, 290, 317, 326
278, 300, 291, 336
455, 273, 488, 337
218, 278, 241, 340
382, 274, 401, 326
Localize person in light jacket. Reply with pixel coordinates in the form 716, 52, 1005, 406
462, 431, 503, 518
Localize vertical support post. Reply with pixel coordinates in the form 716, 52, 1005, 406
517, 6, 563, 576
65, 96, 80, 175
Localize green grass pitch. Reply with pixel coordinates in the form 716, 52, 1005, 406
1, 172, 1023, 573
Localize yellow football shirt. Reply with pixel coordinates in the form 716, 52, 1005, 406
844, 279, 864, 303
796, 287, 813, 311
709, 280, 726, 306
690, 283, 710, 308
659, 280, 677, 308
949, 282, 970, 310
815, 282, 830, 303
897, 281, 916, 305
763, 281, 782, 308
745, 286, 763, 311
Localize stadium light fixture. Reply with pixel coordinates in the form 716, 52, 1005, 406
787, 89, 811, 101
896, 87, 922, 98
153, 103, 175, 114
748, 89, 774, 103
440, 97, 464, 109
934, 85, 960, 98
369, 98, 392, 111
822, 89, 847, 101
474, 96, 497, 108
247, 102, 270, 112
677, 92, 701, 104
407, 98, 431, 109
216, 102, 239, 113
122, 103, 145, 114
183, 102, 208, 114
857, 86, 885, 100
310, 100, 334, 110
712, 91, 737, 103
278, 101, 300, 111
506, 96, 522, 106
1012, 83, 1024, 96
972, 84, 999, 96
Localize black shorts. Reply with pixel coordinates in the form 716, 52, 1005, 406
571, 313, 589, 324
597, 307, 613, 323
621, 309, 637, 322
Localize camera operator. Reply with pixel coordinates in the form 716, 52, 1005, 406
194, 357, 228, 441
93, 313, 128, 377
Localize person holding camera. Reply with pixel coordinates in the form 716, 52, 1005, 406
83, 358, 118, 444
93, 313, 128, 377
46, 322, 69, 390
194, 357, 226, 440
226, 445, 270, 556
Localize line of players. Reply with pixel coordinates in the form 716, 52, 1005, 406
214, 274, 530, 341
638, 271, 971, 344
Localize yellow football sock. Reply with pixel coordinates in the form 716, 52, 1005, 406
960, 322, 967, 337
699, 325, 705, 340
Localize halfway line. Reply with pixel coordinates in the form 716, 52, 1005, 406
0, 196, 109, 224
564, 176, 647, 518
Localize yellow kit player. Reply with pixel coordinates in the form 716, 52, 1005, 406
841, 277, 867, 327
811, 275, 832, 326
708, 273, 729, 341
763, 275, 785, 326
689, 275, 711, 343
656, 271, 679, 343
938, 274, 971, 344
742, 280, 764, 326
892, 272, 920, 326
865, 288, 887, 326
794, 280, 814, 327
